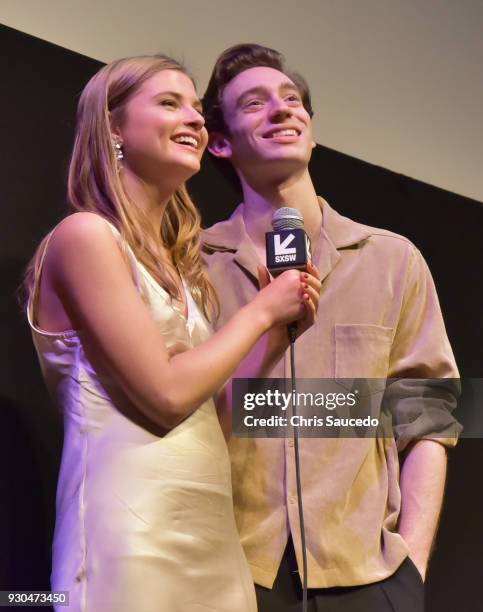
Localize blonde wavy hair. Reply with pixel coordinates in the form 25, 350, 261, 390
23, 54, 218, 320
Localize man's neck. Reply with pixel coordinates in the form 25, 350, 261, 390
241, 169, 322, 252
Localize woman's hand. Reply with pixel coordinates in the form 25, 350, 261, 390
257, 262, 321, 338
253, 267, 306, 327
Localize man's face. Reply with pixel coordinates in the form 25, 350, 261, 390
216, 67, 314, 181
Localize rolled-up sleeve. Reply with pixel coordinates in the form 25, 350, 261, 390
386, 247, 462, 450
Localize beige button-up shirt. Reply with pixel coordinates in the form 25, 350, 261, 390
202, 197, 460, 588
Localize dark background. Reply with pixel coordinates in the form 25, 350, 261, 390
1, 23, 482, 611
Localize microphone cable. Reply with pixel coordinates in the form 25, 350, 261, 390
288, 325, 308, 612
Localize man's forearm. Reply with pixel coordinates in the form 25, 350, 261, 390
398, 439, 448, 580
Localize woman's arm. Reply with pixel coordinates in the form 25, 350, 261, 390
42, 213, 311, 429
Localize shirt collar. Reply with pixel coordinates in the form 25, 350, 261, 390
202, 197, 372, 282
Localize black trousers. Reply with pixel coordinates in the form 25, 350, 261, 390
255, 539, 424, 612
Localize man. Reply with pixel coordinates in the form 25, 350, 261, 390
201, 44, 460, 611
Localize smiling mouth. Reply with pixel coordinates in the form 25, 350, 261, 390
172, 135, 199, 149
263, 128, 300, 139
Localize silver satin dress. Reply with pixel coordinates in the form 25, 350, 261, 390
27, 219, 257, 612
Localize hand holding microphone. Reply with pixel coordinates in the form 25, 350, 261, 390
261, 207, 321, 341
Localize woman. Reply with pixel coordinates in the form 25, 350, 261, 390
23, 55, 320, 611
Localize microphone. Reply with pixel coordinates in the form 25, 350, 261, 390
265, 207, 311, 277
265, 207, 312, 343
266, 211, 312, 605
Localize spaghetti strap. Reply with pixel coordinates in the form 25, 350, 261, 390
27, 229, 56, 328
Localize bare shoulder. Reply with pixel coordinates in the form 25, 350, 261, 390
45, 212, 128, 289
49, 212, 115, 252
47, 212, 121, 267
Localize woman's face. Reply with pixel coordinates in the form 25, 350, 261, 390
113, 69, 208, 184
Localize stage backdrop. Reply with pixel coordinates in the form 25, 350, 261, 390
1, 24, 482, 611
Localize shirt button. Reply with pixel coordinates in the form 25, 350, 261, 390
75, 569, 86, 582
287, 439, 294, 448
289, 496, 296, 504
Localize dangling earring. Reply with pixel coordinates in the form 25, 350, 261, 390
113, 139, 123, 162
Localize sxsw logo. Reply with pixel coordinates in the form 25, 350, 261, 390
274, 234, 297, 263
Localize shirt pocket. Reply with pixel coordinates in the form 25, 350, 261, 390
335, 324, 393, 378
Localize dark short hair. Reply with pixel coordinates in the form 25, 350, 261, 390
203, 43, 313, 135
